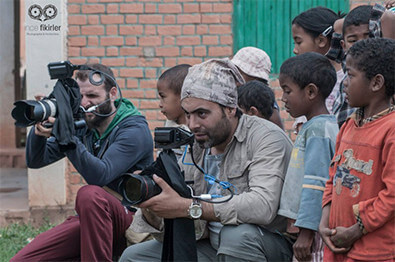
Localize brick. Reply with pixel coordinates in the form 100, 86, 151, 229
145, 69, 157, 78
202, 14, 221, 24
68, 15, 86, 25
181, 47, 193, 56
140, 100, 160, 109
182, 25, 195, 35
184, 3, 199, 13
164, 58, 177, 67
200, 3, 212, 12
127, 79, 138, 88
68, 4, 80, 13
145, 110, 159, 120
122, 89, 145, 99
87, 36, 98, 46
158, 25, 182, 35
220, 14, 232, 23
68, 0, 84, 3
177, 57, 202, 65
208, 46, 232, 57
145, 89, 158, 99
177, 36, 200, 45
100, 0, 122, 2
139, 58, 163, 67
106, 47, 119, 56
156, 47, 179, 57
209, 25, 231, 34
107, 4, 119, 13
117, 78, 125, 88
81, 4, 105, 14
101, 15, 124, 24
148, 120, 166, 130
177, 14, 201, 24
120, 25, 143, 35
106, 25, 118, 35
158, 4, 182, 13
202, 35, 218, 45
120, 47, 143, 56
139, 15, 162, 24
220, 35, 232, 45
70, 174, 82, 184
69, 58, 87, 65
102, 57, 125, 66
194, 46, 206, 57
81, 47, 105, 56
69, 26, 81, 35
213, 3, 232, 13
196, 25, 208, 34
68, 46, 80, 56
145, 25, 157, 35
69, 36, 86, 46
81, 25, 104, 35
126, 57, 139, 67
120, 68, 144, 78
88, 15, 99, 25
125, 15, 138, 23
163, 36, 175, 45
125, 37, 137, 46
120, 3, 144, 13
139, 36, 161, 46
145, 3, 157, 13
164, 15, 176, 24
89, 58, 102, 65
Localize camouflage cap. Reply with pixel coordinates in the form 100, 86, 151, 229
181, 58, 245, 108
231, 46, 272, 81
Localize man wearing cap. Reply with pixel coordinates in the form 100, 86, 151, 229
231, 46, 284, 129
120, 59, 293, 261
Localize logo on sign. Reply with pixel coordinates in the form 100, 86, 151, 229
28, 4, 57, 22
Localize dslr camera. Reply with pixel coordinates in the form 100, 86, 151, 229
118, 127, 194, 206
11, 61, 85, 128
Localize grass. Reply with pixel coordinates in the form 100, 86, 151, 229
0, 220, 54, 262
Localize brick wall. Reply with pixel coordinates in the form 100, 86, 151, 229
66, 0, 233, 203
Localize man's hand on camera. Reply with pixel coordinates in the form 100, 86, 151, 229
139, 175, 191, 219
35, 117, 55, 138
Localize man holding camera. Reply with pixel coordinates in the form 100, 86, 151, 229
120, 59, 293, 261
11, 64, 153, 261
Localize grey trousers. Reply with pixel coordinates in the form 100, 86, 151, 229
119, 224, 292, 262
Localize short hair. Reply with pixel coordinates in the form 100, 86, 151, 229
348, 38, 395, 97
158, 64, 191, 95
292, 6, 342, 40
237, 80, 275, 119
343, 5, 373, 35
280, 52, 336, 99
75, 63, 115, 93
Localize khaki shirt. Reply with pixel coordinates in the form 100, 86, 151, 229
131, 115, 293, 240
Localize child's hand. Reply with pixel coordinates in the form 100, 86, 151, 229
330, 224, 363, 249
293, 228, 314, 261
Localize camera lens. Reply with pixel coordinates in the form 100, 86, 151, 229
124, 176, 143, 203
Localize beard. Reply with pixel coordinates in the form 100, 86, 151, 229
195, 113, 232, 149
84, 97, 113, 130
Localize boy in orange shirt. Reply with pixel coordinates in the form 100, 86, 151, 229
319, 38, 395, 261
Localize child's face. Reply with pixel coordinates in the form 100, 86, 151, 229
292, 24, 322, 55
343, 55, 370, 108
279, 74, 309, 118
157, 80, 184, 122
341, 24, 370, 52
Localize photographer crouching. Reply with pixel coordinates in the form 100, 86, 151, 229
120, 59, 294, 261
11, 63, 153, 261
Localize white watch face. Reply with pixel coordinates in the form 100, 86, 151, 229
189, 205, 202, 219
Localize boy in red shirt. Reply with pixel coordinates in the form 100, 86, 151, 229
319, 38, 395, 261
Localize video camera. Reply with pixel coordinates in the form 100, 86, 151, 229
11, 61, 85, 128
118, 127, 195, 206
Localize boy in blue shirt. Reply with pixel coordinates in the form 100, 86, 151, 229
278, 52, 339, 261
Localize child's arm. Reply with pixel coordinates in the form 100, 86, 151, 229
319, 204, 350, 253
293, 228, 314, 261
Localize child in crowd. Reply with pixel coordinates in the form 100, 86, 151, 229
319, 38, 394, 261
291, 7, 345, 134
237, 80, 276, 121
231, 46, 284, 129
278, 52, 339, 262
332, 5, 373, 127
156, 64, 191, 159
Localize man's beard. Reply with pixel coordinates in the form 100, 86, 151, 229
84, 98, 113, 130
196, 114, 232, 149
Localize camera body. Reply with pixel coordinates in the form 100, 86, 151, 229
118, 127, 194, 206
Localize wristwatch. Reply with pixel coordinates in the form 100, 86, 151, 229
188, 198, 202, 219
